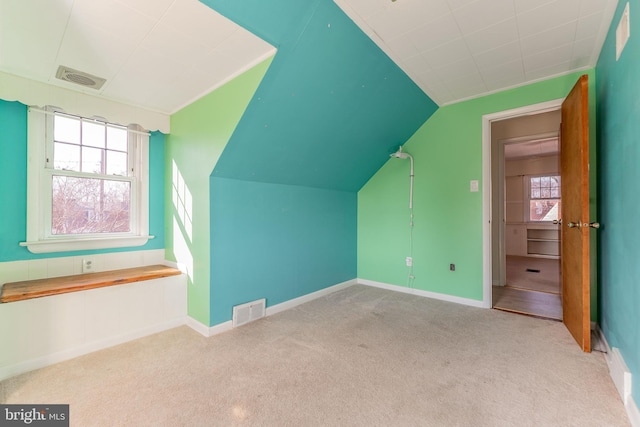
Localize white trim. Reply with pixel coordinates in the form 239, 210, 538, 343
0, 71, 169, 133
266, 279, 357, 317
596, 324, 640, 427
482, 99, 564, 309
358, 278, 485, 308
20, 235, 154, 253
170, 49, 277, 114
186, 317, 233, 338
22, 106, 152, 254
629, 396, 640, 427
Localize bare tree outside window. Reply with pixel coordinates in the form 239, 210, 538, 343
529, 175, 561, 221
51, 113, 131, 235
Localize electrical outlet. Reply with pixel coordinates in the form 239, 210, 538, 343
450, 263, 455, 271
82, 258, 94, 273
406, 257, 413, 267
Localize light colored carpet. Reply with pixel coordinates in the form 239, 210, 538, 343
0, 285, 629, 426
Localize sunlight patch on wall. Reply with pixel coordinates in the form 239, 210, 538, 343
172, 160, 193, 242
172, 160, 194, 281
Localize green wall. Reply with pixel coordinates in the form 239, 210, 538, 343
0, 99, 165, 261
596, 0, 640, 405
359, 71, 596, 306
165, 57, 272, 325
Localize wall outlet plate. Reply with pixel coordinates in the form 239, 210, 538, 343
406, 257, 413, 267
82, 258, 94, 273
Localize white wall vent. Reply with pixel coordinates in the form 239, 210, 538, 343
616, 3, 630, 61
232, 298, 266, 328
55, 65, 106, 90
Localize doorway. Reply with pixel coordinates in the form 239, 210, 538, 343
495, 129, 562, 320
483, 103, 563, 320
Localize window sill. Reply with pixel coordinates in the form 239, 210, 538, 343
20, 235, 154, 254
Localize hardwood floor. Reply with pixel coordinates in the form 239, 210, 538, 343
494, 256, 562, 320
493, 286, 562, 320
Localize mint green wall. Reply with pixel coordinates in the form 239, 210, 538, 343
165, 57, 272, 325
0, 99, 165, 262
359, 71, 596, 305
596, 0, 640, 404
210, 178, 356, 325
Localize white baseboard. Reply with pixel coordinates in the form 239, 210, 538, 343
186, 317, 232, 338
265, 279, 357, 317
357, 278, 485, 308
596, 324, 639, 427
0, 317, 186, 381
189, 279, 358, 337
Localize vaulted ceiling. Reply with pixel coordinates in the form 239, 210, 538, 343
0, 0, 617, 113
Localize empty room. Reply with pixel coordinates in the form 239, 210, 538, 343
1, 0, 639, 425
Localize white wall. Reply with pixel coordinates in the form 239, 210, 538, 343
504, 155, 559, 257
0, 249, 187, 380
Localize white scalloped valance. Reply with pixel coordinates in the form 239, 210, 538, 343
0, 71, 169, 133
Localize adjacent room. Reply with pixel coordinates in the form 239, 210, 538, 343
1, 0, 639, 425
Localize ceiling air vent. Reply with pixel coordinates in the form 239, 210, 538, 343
55, 65, 106, 90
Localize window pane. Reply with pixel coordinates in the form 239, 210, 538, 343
82, 146, 103, 173
51, 175, 130, 235
82, 121, 105, 148
530, 177, 540, 189
107, 126, 128, 151
540, 188, 551, 198
529, 200, 561, 221
54, 114, 80, 144
531, 189, 540, 198
54, 142, 80, 171
106, 150, 127, 176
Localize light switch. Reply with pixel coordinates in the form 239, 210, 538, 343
470, 180, 479, 192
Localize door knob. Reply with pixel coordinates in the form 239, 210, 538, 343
586, 222, 600, 229
568, 222, 581, 228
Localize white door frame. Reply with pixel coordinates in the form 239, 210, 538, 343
482, 98, 563, 308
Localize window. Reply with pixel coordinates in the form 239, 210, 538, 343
528, 175, 561, 222
22, 107, 152, 253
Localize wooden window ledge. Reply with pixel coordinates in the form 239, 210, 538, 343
0, 264, 182, 303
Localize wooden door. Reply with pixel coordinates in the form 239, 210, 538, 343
560, 74, 591, 352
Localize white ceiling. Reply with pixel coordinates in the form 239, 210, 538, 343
504, 137, 558, 159
0, 0, 275, 115
0, 0, 618, 114
335, 0, 618, 105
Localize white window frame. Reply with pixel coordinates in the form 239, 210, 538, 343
21, 106, 152, 253
525, 173, 561, 223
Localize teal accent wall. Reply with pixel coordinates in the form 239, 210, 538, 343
210, 178, 356, 325
359, 71, 595, 303
0, 99, 165, 262
203, 0, 438, 191
596, 0, 640, 405
0, 100, 28, 261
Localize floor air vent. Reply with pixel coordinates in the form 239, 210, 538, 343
232, 299, 266, 328
55, 65, 106, 90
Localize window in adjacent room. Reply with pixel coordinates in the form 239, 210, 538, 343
528, 175, 561, 222
23, 107, 151, 253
